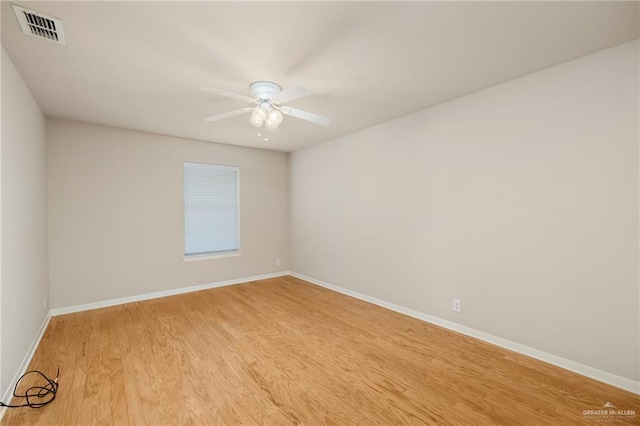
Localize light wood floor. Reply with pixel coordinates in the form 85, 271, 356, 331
3, 276, 638, 425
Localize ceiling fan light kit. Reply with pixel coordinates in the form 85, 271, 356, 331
202, 81, 330, 134
249, 98, 283, 129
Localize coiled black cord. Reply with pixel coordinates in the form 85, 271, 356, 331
0, 369, 59, 409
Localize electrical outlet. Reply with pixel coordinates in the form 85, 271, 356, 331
276, 258, 281, 266
43, 297, 47, 309
452, 298, 461, 313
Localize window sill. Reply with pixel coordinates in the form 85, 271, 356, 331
183, 251, 242, 262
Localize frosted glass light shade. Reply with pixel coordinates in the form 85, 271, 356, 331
250, 108, 267, 127
264, 109, 283, 129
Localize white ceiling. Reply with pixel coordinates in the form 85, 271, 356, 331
2, 1, 638, 152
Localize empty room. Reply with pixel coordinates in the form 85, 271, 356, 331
1, 1, 639, 424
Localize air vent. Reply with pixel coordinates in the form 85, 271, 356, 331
12, 4, 65, 45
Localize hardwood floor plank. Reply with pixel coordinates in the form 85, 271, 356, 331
2, 276, 638, 425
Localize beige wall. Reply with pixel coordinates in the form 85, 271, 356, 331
1, 49, 49, 393
47, 119, 289, 308
290, 40, 639, 381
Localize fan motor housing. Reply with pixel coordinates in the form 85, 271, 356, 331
249, 81, 282, 101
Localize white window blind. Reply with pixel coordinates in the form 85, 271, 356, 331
184, 162, 239, 257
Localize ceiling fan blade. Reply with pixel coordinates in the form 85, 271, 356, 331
280, 106, 330, 126
270, 86, 310, 104
201, 87, 256, 103
204, 107, 254, 122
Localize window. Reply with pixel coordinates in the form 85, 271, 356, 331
184, 162, 239, 258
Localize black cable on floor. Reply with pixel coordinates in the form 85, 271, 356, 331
0, 369, 59, 409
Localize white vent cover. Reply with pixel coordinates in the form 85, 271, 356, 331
12, 4, 65, 45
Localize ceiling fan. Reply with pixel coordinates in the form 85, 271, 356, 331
201, 81, 330, 130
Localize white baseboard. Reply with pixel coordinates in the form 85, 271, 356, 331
0, 312, 52, 421
50, 271, 290, 316
289, 272, 640, 395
